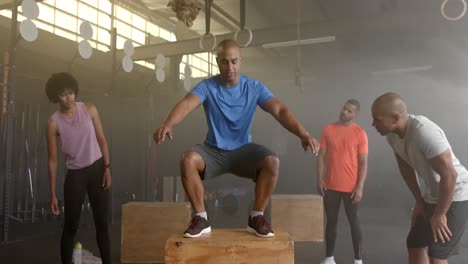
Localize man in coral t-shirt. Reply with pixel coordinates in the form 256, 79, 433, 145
317, 99, 369, 264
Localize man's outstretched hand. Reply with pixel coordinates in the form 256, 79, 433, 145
154, 125, 173, 144
301, 133, 320, 155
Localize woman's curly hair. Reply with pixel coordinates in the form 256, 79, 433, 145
45, 72, 79, 103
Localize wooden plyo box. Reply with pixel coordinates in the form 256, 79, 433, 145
121, 202, 191, 263
271, 194, 324, 241
165, 229, 294, 264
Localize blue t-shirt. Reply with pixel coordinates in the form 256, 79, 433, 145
190, 74, 274, 150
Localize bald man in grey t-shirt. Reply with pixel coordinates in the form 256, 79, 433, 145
372, 92, 468, 264
386, 115, 468, 203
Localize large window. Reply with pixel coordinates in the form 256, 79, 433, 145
0, 0, 176, 70
0, 0, 219, 77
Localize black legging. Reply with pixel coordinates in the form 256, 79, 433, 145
324, 189, 362, 260
60, 158, 111, 264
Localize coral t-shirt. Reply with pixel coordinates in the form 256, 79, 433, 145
320, 122, 368, 192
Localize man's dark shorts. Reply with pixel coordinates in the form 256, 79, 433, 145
407, 200, 468, 259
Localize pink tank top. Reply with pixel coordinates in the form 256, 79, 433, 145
51, 102, 102, 169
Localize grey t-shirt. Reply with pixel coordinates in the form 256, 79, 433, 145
386, 115, 468, 204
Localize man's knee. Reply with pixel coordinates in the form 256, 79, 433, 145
180, 151, 204, 175
258, 155, 280, 174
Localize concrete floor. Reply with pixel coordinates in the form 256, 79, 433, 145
1, 206, 467, 264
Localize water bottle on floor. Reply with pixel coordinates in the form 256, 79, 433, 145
73, 242, 82, 264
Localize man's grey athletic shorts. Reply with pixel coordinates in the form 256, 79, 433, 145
188, 143, 277, 182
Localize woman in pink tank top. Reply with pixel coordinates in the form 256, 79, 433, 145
45, 72, 112, 264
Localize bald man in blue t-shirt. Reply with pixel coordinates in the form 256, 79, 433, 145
154, 39, 320, 238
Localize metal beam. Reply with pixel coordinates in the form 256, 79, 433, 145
122, 21, 332, 60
